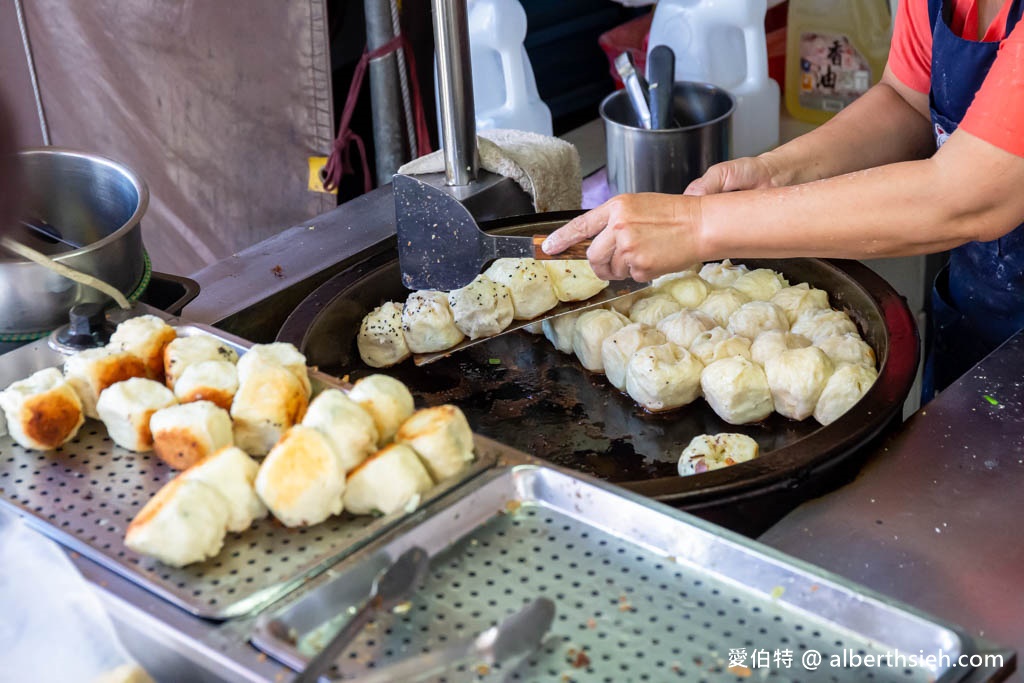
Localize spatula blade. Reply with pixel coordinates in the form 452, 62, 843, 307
395, 174, 532, 291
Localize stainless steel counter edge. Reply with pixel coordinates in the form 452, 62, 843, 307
760, 330, 1024, 675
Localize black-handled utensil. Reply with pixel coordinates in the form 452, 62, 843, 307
648, 45, 676, 130
294, 547, 430, 683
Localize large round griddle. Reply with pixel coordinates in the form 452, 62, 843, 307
278, 212, 919, 513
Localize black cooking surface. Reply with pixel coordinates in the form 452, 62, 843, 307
280, 216, 918, 505
329, 330, 818, 483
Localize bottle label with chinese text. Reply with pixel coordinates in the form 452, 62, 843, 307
798, 32, 871, 113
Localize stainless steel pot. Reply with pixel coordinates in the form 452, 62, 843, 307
1, 149, 147, 334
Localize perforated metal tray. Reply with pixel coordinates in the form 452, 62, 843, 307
0, 323, 496, 620
253, 466, 977, 682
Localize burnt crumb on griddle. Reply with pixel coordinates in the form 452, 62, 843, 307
271, 265, 284, 278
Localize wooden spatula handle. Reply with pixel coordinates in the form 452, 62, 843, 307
531, 235, 592, 260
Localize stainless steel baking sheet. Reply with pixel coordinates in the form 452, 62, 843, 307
252, 465, 975, 682
0, 322, 496, 620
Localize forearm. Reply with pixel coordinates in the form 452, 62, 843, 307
759, 74, 935, 187
697, 131, 1024, 261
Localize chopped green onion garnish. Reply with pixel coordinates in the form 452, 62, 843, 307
983, 395, 999, 406
488, 358, 501, 365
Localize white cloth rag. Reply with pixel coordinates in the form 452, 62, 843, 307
397, 129, 582, 212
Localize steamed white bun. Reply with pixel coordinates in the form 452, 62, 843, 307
625, 342, 704, 412
770, 283, 831, 325
402, 290, 465, 353
601, 323, 667, 391
750, 331, 812, 366
483, 258, 559, 319
628, 295, 682, 327
447, 275, 514, 340
700, 357, 774, 425
732, 268, 788, 301
699, 260, 748, 288
542, 311, 582, 354
571, 309, 629, 373
543, 261, 609, 302
764, 347, 835, 420
657, 310, 716, 348
727, 301, 790, 339
655, 274, 710, 308
358, 302, 411, 368
698, 288, 751, 327
813, 363, 879, 425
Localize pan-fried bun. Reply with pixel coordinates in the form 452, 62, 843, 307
183, 445, 266, 532
173, 360, 238, 410
64, 346, 147, 419
348, 374, 415, 444
343, 443, 434, 516
125, 476, 230, 567
396, 405, 474, 481
150, 401, 233, 470
625, 342, 704, 412
110, 315, 178, 381
0, 367, 84, 450
96, 378, 176, 452
231, 363, 308, 456
255, 426, 346, 527
700, 357, 774, 425
601, 323, 666, 392
764, 347, 835, 421
571, 309, 629, 373
164, 335, 238, 391
302, 389, 378, 471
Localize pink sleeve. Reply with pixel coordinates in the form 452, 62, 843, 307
960, 22, 1024, 157
887, 0, 932, 93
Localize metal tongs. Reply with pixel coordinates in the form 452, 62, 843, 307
294, 547, 430, 683
355, 597, 556, 683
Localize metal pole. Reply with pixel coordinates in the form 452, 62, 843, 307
389, 0, 418, 157
364, 0, 407, 186
430, 0, 478, 186
14, 0, 50, 146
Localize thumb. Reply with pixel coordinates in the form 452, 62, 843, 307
542, 205, 609, 255
684, 178, 709, 196
685, 164, 727, 196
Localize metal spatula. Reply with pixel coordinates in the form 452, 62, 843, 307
394, 173, 591, 291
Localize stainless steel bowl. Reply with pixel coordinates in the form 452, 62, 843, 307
1, 149, 148, 334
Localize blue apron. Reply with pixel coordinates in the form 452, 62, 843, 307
923, 0, 1024, 398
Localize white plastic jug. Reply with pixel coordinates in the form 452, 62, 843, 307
647, 0, 780, 158
437, 0, 552, 137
